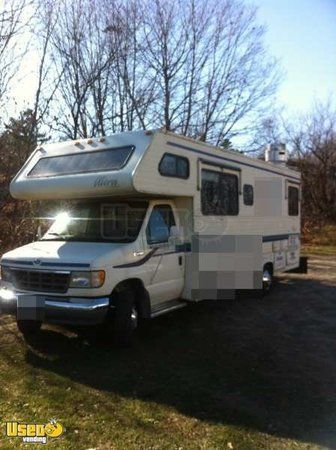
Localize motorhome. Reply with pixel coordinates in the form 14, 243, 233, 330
0, 130, 301, 344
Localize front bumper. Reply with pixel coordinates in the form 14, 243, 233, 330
0, 286, 110, 325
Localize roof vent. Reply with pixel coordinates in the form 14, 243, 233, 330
265, 143, 288, 165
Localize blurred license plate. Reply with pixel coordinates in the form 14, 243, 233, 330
17, 295, 45, 321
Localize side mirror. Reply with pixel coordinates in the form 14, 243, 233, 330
170, 225, 183, 239
168, 226, 183, 249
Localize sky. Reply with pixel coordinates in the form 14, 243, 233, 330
253, 0, 336, 115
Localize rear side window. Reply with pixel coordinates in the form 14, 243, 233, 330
28, 146, 134, 178
146, 205, 176, 244
288, 186, 299, 216
159, 153, 189, 179
243, 184, 254, 206
201, 169, 239, 215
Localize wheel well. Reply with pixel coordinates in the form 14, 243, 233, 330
263, 262, 274, 275
112, 279, 151, 319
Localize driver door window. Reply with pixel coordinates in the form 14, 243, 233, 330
146, 205, 176, 245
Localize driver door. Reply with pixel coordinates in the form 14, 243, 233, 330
145, 203, 184, 306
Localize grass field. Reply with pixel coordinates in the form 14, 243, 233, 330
302, 224, 336, 246
0, 252, 336, 449
301, 245, 336, 256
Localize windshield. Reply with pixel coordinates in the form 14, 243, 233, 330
41, 201, 148, 243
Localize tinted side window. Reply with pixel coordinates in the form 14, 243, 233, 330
288, 186, 299, 216
243, 184, 254, 206
146, 205, 176, 244
159, 153, 189, 179
201, 170, 239, 215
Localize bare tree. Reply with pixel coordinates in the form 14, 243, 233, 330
241, 107, 285, 155
35, 0, 280, 143
0, 0, 27, 114
15, 0, 62, 143
287, 100, 336, 223
136, 0, 280, 143
100, 0, 158, 132
140, 0, 195, 131
42, 0, 116, 139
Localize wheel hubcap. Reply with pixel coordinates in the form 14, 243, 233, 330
263, 269, 272, 291
131, 307, 138, 330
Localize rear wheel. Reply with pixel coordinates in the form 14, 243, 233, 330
17, 320, 42, 336
113, 289, 138, 346
262, 265, 274, 294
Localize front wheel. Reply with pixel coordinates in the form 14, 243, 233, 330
113, 289, 138, 347
17, 320, 42, 336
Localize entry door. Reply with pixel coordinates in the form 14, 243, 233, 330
146, 204, 184, 305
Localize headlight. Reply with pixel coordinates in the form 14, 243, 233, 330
0, 266, 12, 282
69, 271, 105, 288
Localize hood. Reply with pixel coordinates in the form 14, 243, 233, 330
1, 240, 128, 269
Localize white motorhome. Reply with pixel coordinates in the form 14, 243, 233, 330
0, 130, 301, 343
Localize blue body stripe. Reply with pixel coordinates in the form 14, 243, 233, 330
40, 262, 90, 268
113, 248, 157, 268
1, 235, 299, 269
1, 259, 33, 266
0, 259, 90, 268
262, 233, 299, 243
167, 141, 301, 182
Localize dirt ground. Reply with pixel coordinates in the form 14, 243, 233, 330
224, 252, 336, 448
0, 253, 335, 449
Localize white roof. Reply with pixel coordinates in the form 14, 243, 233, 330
10, 129, 300, 201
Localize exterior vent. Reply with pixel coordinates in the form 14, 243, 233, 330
265, 143, 288, 165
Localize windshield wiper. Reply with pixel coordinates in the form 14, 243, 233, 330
42, 232, 67, 240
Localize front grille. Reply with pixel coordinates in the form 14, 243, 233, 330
7, 269, 70, 294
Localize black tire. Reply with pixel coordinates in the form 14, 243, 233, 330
17, 320, 42, 336
113, 289, 138, 347
262, 265, 274, 295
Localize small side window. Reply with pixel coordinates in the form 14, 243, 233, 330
159, 153, 189, 179
146, 205, 176, 244
243, 184, 254, 206
288, 186, 299, 216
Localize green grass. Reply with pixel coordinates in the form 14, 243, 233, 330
0, 246, 333, 449
301, 223, 336, 257
302, 224, 336, 248
301, 244, 336, 256
0, 292, 329, 450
